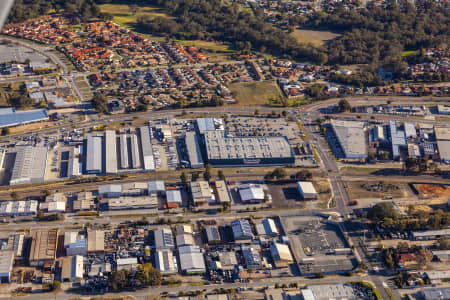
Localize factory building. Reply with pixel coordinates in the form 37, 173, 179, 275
203, 131, 294, 166
130, 134, 141, 169
166, 189, 182, 208
185, 132, 204, 168
29, 229, 58, 267
148, 180, 166, 196
178, 245, 206, 274
0, 250, 14, 283
67, 147, 81, 177
176, 234, 195, 247
155, 249, 178, 275
214, 180, 231, 203
261, 218, 278, 236
296, 181, 318, 200
154, 228, 175, 250
10, 145, 48, 185
243, 247, 262, 269
104, 130, 118, 174
99, 184, 122, 198
389, 121, 407, 160
231, 219, 253, 241
119, 134, 129, 169
239, 184, 265, 203
87, 230, 105, 253
205, 226, 221, 244
328, 120, 367, 160
139, 126, 155, 171
61, 255, 84, 282
86, 135, 102, 174
64, 232, 87, 256
197, 118, 224, 134
0, 107, 48, 129
107, 196, 158, 210
0, 200, 38, 217
190, 181, 215, 206
270, 243, 294, 268
435, 127, 450, 163
302, 284, 357, 300
8, 234, 25, 262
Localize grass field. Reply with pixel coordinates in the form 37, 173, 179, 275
229, 81, 285, 106
401, 50, 419, 57
345, 181, 411, 199
291, 29, 341, 46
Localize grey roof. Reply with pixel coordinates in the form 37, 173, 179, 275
166, 189, 182, 204
104, 131, 117, 174
0, 108, 48, 128
154, 228, 174, 249
99, 184, 122, 195
119, 134, 129, 169
231, 219, 253, 240
243, 247, 262, 266
307, 284, 356, 300
10, 146, 48, 185
205, 226, 221, 242
0, 250, 14, 275
178, 245, 205, 273
437, 140, 450, 161
204, 131, 293, 161
422, 287, 450, 300
139, 126, 155, 170
185, 132, 204, 168
148, 180, 165, 193
130, 134, 141, 169
330, 120, 367, 159
86, 135, 102, 173
197, 118, 216, 133
389, 121, 407, 159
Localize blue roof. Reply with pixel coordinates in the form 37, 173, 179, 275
0, 108, 48, 128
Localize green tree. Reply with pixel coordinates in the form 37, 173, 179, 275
367, 202, 398, 222
1, 127, 10, 136
338, 99, 351, 112
218, 170, 225, 180
135, 263, 162, 287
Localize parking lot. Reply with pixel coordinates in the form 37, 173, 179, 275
0, 41, 50, 65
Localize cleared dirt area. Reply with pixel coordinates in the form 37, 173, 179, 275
345, 181, 412, 199
414, 184, 450, 198
291, 29, 341, 46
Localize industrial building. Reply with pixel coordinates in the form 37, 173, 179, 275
29, 229, 58, 267
197, 118, 224, 134
231, 219, 253, 241
205, 226, 221, 244
73, 191, 95, 211
421, 287, 450, 300
154, 228, 175, 250
270, 243, 294, 268
176, 234, 195, 247
178, 245, 206, 274
389, 121, 407, 160
86, 134, 102, 174
155, 249, 178, 275
296, 181, 318, 200
41, 193, 66, 212
10, 146, 48, 185
435, 127, 450, 163
0, 200, 38, 216
302, 284, 357, 300
411, 229, 450, 240
328, 120, 367, 160
185, 132, 204, 168
239, 184, 265, 203
214, 180, 231, 203
148, 180, 165, 195
61, 255, 84, 282
87, 230, 105, 253
119, 134, 129, 169
99, 184, 122, 198
104, 130, 118, 174
139, 126, 155, 171
64, 232, 87, 256
67, 147, 81, 177
8, 234, 25, 261
107, 196, 158, 210
437, 105, 450, 115
166, 189, 182, 208
260, 218, 278, 236
243, 247, 262, 269
203, 131, 294, 166
0, 250, 14, 283
130, 134, 141, 169
0, 107, 48, 128
190, 181, 215, 206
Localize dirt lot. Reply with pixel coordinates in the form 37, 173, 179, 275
414, 184, 450, 199
9, 121, 53, 134
345, 181, 412, 200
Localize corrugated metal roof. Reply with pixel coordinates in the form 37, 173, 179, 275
105, 131, 117, 174
86, 135, 102, 173
0, 108, 48, 128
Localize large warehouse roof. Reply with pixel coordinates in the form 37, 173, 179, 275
437, 140, 450, 161
86, 135, 102, 173
0, 107, 48, 128
87, 230, 104, 252
130, 134, 141, 169
185, 132, 204, 168
119, 134, 129, 169
139, 126, 155, 171
104, 130, 117, 174
10, 146, 48, 185
204, 131, 293, 161
330, 120, 367, 159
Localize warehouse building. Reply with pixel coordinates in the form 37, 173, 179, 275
328, 120, 367, 160
130, 134, 141, 169
10, 145, 48, 185
41, 193, 66, 212
73, 191, 95, 211
185, 132, 204, 168
389, 121, 407, 160
0, 250, 14, 283
29, 229, 58, 267
0, 107, 48, 128
64, 232, 87, 256
270, 243, 294, 268
87, 230, 104, 253
148, 180, 165, 196
99, 184, 122, 198
139, 126, 155, 171
176, 234, 195, 247
104, 130, 118, 174
435, 127, 450, 163
231, 219, 253, 241
154, 228, 175, 250
61, 255, 84, 282
302, 284, 357, 300
155, 249, 178, 275
261, 218, 278, 236
243, 247, 262, 269
197, 118, 224, 134
0, 200, 38, 216
176, 225, 193, 235
239, 184, 265, 203
214, 180, 231, 203
296, 181, 318, 200
178, 245, 206, 274
190, 181, 215, 206
86, 135, 102, 174
437, 105, 450, 115
107, 196, 158, 210
67, 147, 81, 177
411, 229, 450, 240
421, 287, 450, 300
8, 234, 25, 262
119, 134, 129, 169
204, 131, 294, 166
205, 226, 221, 244
166, 189, 182, 208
